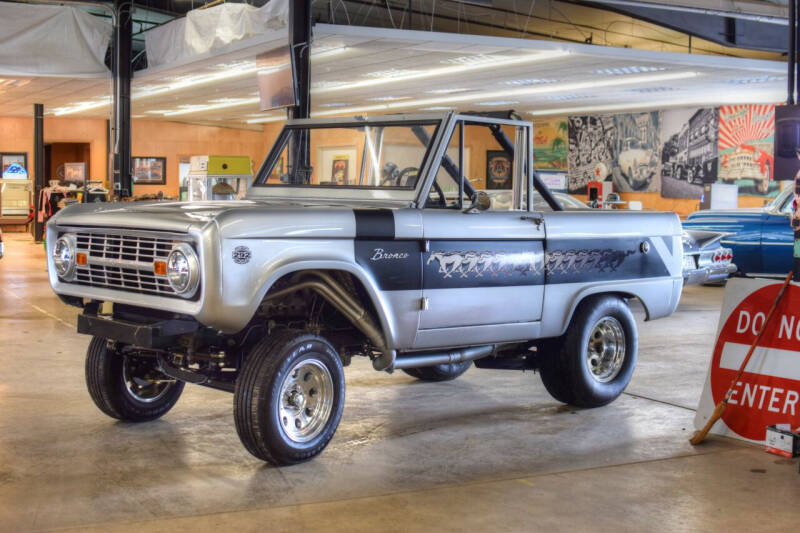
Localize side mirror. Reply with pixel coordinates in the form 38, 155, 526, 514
464, 191, 491, 213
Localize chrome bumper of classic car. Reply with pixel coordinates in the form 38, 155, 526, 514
683, 256, 737, 285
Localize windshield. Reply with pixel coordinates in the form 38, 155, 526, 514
767, 187, 793, 213
532, 191, 588, 211
255, 122, 440, 189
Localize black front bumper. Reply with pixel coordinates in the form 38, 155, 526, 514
77, 311, 199, 348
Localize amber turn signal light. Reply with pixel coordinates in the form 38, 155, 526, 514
76, 253, 88, 266
153, 261, 167, 276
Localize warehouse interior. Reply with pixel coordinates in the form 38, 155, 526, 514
1, 1, 799, 531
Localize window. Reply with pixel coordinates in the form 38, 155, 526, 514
427, 120, 527, 211
255, 122, 439, 188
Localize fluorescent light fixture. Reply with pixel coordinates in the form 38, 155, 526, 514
161, 97, 260, 116
368, 96, 412, 102
726, 75, 786, 85
544, 93, 594, 101
527, 91, 781, 116
314, 104, 387, 117
365, 68, 423, 79
314, 70, 699, 116
51, 97, 112, 116
440, 54, 504, 66
503, 78, 558, 86
425, 88, 472, 94
476, 100, 520, 106
246, 114, 287, 124
312, 49, 570, 95
592, 66, 666, 76
54, 46, 348, 116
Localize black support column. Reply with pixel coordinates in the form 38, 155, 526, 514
290, 0, 312, 121
33, 103, 44, 242
113, 0, 133, 198
288, 0, 312, 182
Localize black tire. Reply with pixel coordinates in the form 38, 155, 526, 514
234, 330, 345, 465
538, 295, 637, 408
85, 336, 184, 422
402, 361, 472, 382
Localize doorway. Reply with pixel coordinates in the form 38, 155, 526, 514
45, 142, 90, 185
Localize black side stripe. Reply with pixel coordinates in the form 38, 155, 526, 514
354, 209, 395, 240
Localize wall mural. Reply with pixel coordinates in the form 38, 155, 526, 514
533, 117, 568, 171
567, 115, 616, 194
660, 107, 719, 199
610, 111, 661, 193
718, 104, 778, 197
567, 112, 661, 194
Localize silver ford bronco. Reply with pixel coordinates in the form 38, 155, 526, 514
47, 113, 683, 465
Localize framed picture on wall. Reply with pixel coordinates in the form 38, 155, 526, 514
132, 156, 166, 185
318, 147, 357, 185
1, 152, 28, 179
63, 162, 86, 185
331, 155, 350, 185
486, 150, 513, 189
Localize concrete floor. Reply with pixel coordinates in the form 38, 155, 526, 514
0, 231, 798, 532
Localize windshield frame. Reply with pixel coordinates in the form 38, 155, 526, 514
249, 114, 448, 204
765, 186, 793, 215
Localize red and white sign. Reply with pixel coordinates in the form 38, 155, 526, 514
695, 278, 800, 443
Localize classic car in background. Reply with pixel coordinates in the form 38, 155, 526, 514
683, 186, 792, 277
680, 230, 735, 285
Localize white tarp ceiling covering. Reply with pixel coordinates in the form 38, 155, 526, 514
145, 0, 289, 68
0, 4, 111, 78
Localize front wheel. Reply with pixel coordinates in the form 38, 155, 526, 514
234, 330, 345, 465
538, 295, 638, 407
85, 336, 184, 422
402, 361, 472, 382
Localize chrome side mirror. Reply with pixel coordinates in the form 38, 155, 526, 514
464, 191, 491, 213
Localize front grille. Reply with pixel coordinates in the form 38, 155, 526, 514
73, 231, 186, 297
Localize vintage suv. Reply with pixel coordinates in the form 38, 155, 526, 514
47, 113, 683, 465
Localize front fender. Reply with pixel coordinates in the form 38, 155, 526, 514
207, 238, 398, 348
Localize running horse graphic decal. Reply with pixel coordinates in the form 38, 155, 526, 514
426, 251, 542, 278
427, 248, 637, 280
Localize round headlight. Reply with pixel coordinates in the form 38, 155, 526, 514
166, 243, 199, 297
53, 234, 77, 280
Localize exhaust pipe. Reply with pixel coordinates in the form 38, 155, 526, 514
392, 345, 495, 370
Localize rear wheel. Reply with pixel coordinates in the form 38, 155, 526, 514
85, 336, 184, 422
538, 295, 637, 407
402, 361, 472, 382
234, 330, 345, 465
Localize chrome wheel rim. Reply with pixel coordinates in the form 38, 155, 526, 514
585, 317, 626, 383
278, 358, 334, 443
122, 355, 175, 403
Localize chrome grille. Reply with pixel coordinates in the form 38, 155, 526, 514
73, 231, 184, 297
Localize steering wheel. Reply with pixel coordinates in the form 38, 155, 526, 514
381, 165, 419, 187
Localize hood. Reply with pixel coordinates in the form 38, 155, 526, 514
49, 199, 366, 239
51, 200, 256, 233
